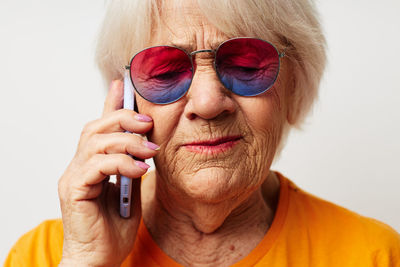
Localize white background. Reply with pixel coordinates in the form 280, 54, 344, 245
1, 0, 399, 263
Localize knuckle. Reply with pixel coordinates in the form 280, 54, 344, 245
127, 138, 144, 155
121, 142, 129, 155
122, 134, 137, 153
119, 155, 137, 177
117, 154, 131, 166
86, 134, 100, 154
120, 108, 136, 116
81, 120, 97, 136
106, 133, 125, 154
58, 175, 70, 200
119, 109, 137, 122
86, 154, 100, 169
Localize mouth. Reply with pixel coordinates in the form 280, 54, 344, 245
183, 136, 242, 154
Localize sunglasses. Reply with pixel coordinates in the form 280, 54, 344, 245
126, 37, 285, 104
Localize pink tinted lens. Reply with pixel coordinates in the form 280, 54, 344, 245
215, 38, 280, 96
130, 46, 193, 104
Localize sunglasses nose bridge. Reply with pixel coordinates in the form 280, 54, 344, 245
189, 49, 215, 56
189, 49, 217, 76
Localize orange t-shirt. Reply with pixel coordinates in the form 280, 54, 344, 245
5, 173, 400, 266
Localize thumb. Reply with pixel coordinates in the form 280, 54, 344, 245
103, 80, 124, 116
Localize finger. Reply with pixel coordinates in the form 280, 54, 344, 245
103, 80, 124, 116
86, 132, 159, 159
83, 109, 153, 135
83, 154, 150, 186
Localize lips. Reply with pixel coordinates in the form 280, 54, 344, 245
183, 136, 242, 154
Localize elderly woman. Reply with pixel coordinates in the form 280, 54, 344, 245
6, 0, 400, 266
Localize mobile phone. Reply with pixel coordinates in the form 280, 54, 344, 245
120, 70, 135, 218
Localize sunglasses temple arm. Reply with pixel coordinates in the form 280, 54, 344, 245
279, 46, 288, 58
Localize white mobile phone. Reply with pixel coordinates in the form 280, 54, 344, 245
120, 70, 135, 218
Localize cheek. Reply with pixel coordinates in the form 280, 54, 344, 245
240, 87, 285, 134
238, 88, 286, 175
136, 95, 185, 146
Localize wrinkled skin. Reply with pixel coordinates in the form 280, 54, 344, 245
138, 1, 287, 233
58, 0, 289, 266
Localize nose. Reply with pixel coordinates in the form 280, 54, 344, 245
184, 56, 236, 120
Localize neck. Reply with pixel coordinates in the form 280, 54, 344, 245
141, 171, 280, 266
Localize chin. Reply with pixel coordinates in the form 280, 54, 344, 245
177, 167, 243, 203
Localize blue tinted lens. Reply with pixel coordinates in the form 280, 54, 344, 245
130, 46, 193, 104
215, 38, 280, 96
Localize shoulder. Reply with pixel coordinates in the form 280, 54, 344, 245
5, 219, 64, 267
282, 175, 400, 263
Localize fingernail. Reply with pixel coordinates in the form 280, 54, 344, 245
135, 114, 153, 122
144, 141, 160, 151
135, 160, 150, 170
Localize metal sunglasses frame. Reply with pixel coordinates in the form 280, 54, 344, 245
125, 37, 286, 104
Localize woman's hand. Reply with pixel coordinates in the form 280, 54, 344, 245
58, 80, 158, 266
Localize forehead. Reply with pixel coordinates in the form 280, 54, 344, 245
149, 0, 229, 51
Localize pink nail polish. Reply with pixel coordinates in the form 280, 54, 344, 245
144, 141, 160, 151
135, 160, 150, 170
135, 114, 153, 122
